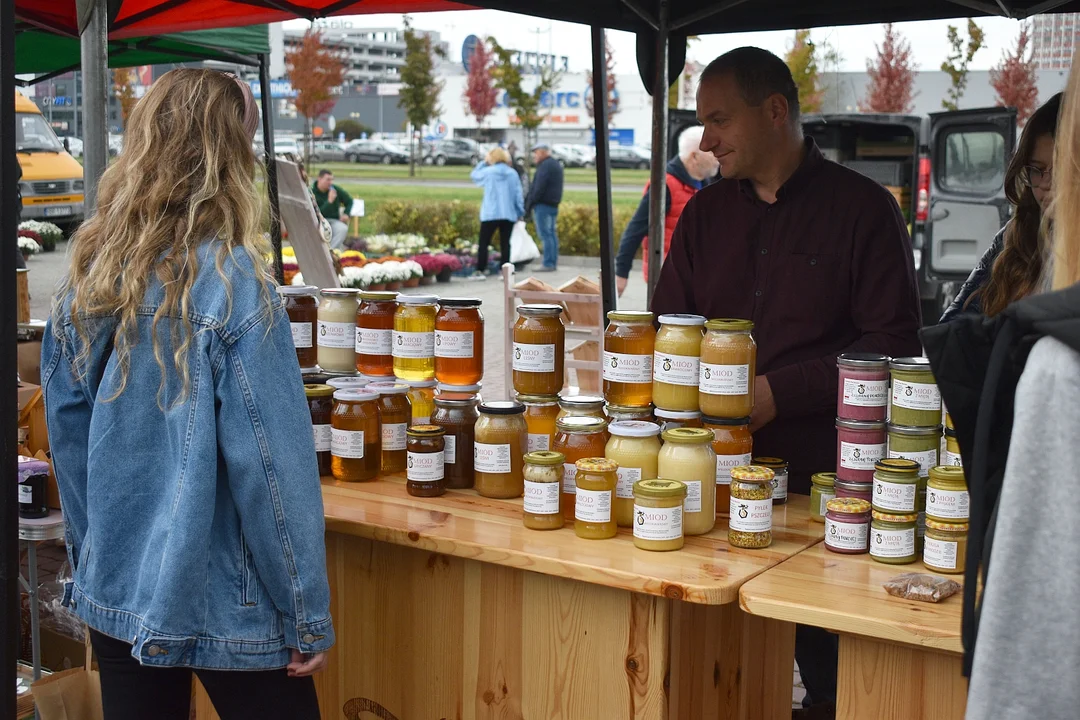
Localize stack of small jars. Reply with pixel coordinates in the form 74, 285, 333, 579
833, 353, 890, 517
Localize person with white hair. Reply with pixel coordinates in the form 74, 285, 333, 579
614, 124, 719, 295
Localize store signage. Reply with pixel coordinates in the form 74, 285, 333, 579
39, 96, 72, 107
248, 79, 297, 99
463, 34, 568, 74
496, 91, 583, 109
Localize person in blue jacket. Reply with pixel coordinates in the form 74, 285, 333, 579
470, 147, 524, 278
525, 143, 565, 271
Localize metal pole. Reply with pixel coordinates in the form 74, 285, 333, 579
260, 54, 284, 285
80, 0, 109, 209
591, 26, 616, 318
646, 0, 670, 306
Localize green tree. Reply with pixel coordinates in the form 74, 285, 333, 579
489, 37, 561, 171
334, 118, 374, 141
398, 16, 446, 177
784, 29, 823, 114
941, 19, 985, 111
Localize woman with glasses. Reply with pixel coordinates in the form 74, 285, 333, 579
941, 93, 1062, 322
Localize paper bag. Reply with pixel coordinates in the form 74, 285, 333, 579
31, 637, 103, 720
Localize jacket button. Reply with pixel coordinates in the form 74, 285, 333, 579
147, 645, 161, 657
754, 290, 763, 297
761, 248, 768, 255
810, 258, 818, 266
302, 633, 315, 644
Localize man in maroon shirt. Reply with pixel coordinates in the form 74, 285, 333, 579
652, 48, 922, 719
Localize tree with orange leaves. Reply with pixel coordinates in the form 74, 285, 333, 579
286, 28, 346, 169
991, 23, 1039, 126
113, 68, 138, 124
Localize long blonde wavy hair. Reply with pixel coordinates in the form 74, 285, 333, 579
53, 68, 273, 405
1053, 50, 1080, 291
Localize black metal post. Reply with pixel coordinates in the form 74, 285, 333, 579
646, 0, 670, 307
260, 54, 284, 284
591, 26, 616, 318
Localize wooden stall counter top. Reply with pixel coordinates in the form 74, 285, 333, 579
321, 475, 823, 605
739, 543, 963, 654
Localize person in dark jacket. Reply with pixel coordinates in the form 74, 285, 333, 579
614, 125, 719, 295
311, 170, 353, 250
524, 143, 564, 271
940, 93, 1062, 322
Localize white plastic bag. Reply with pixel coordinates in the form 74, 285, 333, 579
510, 220, 540, 263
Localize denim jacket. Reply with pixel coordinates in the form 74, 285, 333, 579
41, 242, 334, 670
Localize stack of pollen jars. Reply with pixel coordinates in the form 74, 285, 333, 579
833, 353, 889, 517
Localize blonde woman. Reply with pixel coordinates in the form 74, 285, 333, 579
42, 69, 332, 720
469, 146, 524, 278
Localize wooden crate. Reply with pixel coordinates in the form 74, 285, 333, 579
568, 340, 601, 393
17, 268, 30, 324
558, 275, 602, 328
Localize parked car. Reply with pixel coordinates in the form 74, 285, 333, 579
107, 133, 123, 157
424, 138, 482, 166
551, 144, 592, 168
344, 139, 410, 164
273, 137, 301, 156
58, 135, 83, 157
608, 145, 651, 169
307, 140, 347, 164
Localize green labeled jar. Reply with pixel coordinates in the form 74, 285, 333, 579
887, 424, 942, 478
870, 510, 918, 565
889, 357, 941, 428
926, 465, 969, 523
923, 518, 968, 574
872, 458, 920, 514
944, 428, 963, 468
809, 472, 836, 523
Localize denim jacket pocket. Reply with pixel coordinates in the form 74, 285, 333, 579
240, 534, 259, 607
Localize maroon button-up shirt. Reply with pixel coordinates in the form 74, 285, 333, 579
651, 139, 922, 494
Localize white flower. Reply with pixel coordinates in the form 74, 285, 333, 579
403, 260, 423, 279
290, 272, 305, 286
17, 236, 42, 255
340, 265, 365, 289
19, 220, 62, 241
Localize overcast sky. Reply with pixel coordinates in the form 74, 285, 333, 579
285, 10, 1034, 79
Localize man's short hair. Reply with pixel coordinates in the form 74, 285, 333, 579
677, 126, 705, 160
700, 47, 800, 123
317, 169, 333, 178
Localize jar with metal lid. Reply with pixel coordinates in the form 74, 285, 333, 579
659, 428, 717, 535
836, 418, 887, 484
523, 451, 565, 530
703, 416, 752, 516
557, 394, 606, 420
699, 319, 756, 418
356, 290, 398, 377
605, 404, 655, 423
302, 369, 332, 385
304, 384, 334, 476
824, 498, 871, 554
752, 456, 789, 505
605, 421, 662, 528
331, 389, 381, 481
513, 304, 565, 395
574, 457, 618, 540
473, 401, 527, 498
889, 357, 941, 428
431, 396, 479, 489
870, 510, 918, 565
835, 479, 872, 503
944, 429, 962, 468
366, 382, 411, 473
406, 425, 445, 497
923, 519, 968, 574
653, 314, 706, 412
836, 353, 890, 422
809, 472, 837, 523
404, 378, 437, 425
552, 416, 610, 522
926, 465, 969, 522
327, 376, 372, 391
437, 382, 482, 401
872, 458, 920, 513
654, 408, 703, 434
603, 311, 655, 406
277, 285, 318, 368
393, 294, 438, 381
435, 297, 483, 385
517, 393, 561, 453
318, 288, 360, 373
729, 465, 775, 549
887, 424, 942, 478
633, 479, 688, 551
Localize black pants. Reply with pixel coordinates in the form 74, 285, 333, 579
90, 629, 320, 720
478, 219, 513, 274
795, 624, 838, 707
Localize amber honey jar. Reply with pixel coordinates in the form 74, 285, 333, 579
406, 425, 446, 497
552, 416, 609, 523
277, 285, 318, 369
517, 394, 561, 453
304, 383, 334, 476
431, 396, 479, 489
513, 304, 565, 396
474, 401, 528, 499
603, 311, 655, 407
356, 290, 398, 377
394, 294, 438, 382
366, 381, 410, 474
699, 319, 757, 418
434, 298, 484, 385
574, 457, 619, 540
330, 389, 381, 482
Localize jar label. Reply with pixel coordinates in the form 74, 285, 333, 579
19, 484, 32, 504
290, 322, 313, 349
382, 423, 407, 451
435, 330, 474, 359
892, 379, 941, 411
716, 453, 753, 484
888, 448, 938, 478
873, 478, 917, 512
616, 467, 642, 499
318, 320, 355, 349
684, 480, 704, 514
699, 363, 750, 395
771, 471, 789, 501
653, 352, 700, 387
524, 480, 561, 515
356, 327, 392, 356
393, 330, 435, 359
407, 451, 444, 482
527, 433, 551, 453
575, 488, 612, 523
313, 424, 332, 453
729, 496, 772, 533
927, 487, 969, 520
923, 537, 958, 570
634, 504, 683, 542
842, 377, 889, 407
444, 435, 457, 465
473, 442, 511, 474
944, 450, 963, 468
840, 441, 885, 471
818, 491, 836, 516
825, 517, 869, 551
602, 351, 653, 384
414, 415, 430, 426
331, 428, 365, 459
870, 526, 915, 559
562, 463, 577, 494
513, 342, 556, 373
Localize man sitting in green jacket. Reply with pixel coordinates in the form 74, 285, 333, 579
311, 169, 352, 249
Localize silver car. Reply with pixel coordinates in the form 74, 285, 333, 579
307, 140, 347, 163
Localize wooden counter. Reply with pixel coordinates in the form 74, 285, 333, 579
739, 544, 966, 720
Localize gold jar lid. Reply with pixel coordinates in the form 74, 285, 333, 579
359, 290, 399, 302
518, 304, 563, 317
555, 416, 608, 433
810, 472, 836, 488
704, 318, 753, 332
406, 425, 445, 437
826, 497, 872, 515
661, 427, 714, 444
525, 451, 565, 466
634, 478, 687, 499
928, 465, 967, 485
872, 510, 918, 523
606, 403, 653, 415
730, 465, 776, 483
874, 458, 920, 476
752, 456, 789, 471
516, 393, 560, 406
575, 457, 617, 473
304, 384, 334, 398
926, 518, 970, 532
607, 310, 654, 323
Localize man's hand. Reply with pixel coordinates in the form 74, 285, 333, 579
749, 376, 777, 433
327, 187, 337, 203
339, 212, 348, 223
287, 649, 328, 677
616, 276, 628, 297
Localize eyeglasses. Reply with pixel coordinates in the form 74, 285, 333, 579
1021, 165, 1052, 188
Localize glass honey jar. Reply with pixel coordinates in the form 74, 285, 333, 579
512, 304, 565, 396
574, 457, 618, 540
406, 425, 446, 497
523, 451, 566, 531
552, 416, 609, 523
474, 401, 528, 499
366, 381, 410, 474
330, 389, 381, 482
699, 319, 756, 418
405, 378, 437, 425
517, 393, 561, 453
556, 394, 606, 420
603, 311, 655, 407
318, 288, 360, 374
277, 285, 318, 369
702, 415, 752, 517
431, 396, 479, 490
304, 383, 334, 476
356, 290, 398, 377
434, 298, 483, 385
393, 294, 438, 381
653, 314, 706, 412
